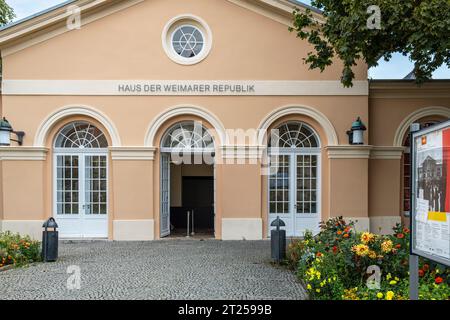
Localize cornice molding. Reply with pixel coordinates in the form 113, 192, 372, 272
326, 145, 372, 159
370, 146, 406, 160
0, 147, 49, 160
369, 80, 450, 99
109, 147, 156, 160
221, 145, 266, 159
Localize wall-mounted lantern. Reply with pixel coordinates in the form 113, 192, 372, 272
346, 117, 366, 145
0, 117, 25, 146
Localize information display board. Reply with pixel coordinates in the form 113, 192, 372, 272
411, 120, 450, 266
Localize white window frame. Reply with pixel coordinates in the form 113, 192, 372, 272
267, 122, 322, 237
53, 122, 109, 238
162, 14, 212, 65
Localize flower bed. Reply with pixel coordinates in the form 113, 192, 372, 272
287, 217, 450, 300
0, 231, 41, 268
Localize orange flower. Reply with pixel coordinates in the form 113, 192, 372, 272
396, 233, 405, 239
316, 252, 323, 257
418, 269, 424, 277
403, 228, 410, 234
435, 277, 444, 284
343, 234, 349, 238
395, 244, 401, 249
337, 230, 342, 235
423, 264, 430, 271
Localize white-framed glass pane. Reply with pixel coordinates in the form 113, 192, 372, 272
56, 155, 79, 215
161, 121, 214, 150
54, 122, 108, 149
171, 25, 204, 58
85, 155, 107, 215
269, 155, 290, 214
269, 122, 319, 148
296, 154, 318, 214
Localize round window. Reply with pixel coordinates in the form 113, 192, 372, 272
162, 15, 212, 65
171, 25, 204, 58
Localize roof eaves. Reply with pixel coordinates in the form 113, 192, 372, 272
286, 0, 323, 15
0, 0, 77, 32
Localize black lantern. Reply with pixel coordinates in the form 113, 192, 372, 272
0, 117, 25, 146
346, 117, 366, 145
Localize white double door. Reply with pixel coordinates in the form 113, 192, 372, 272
268, 153, 321, 237
54, 152, 108, 238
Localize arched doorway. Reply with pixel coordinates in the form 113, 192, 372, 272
267, 121, 321, 236
160, 121, 215, 238
53, 121, 109, 238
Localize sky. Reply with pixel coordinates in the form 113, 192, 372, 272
5, 0, 450, 79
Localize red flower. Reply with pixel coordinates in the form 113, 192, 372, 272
395, 244, 401, 249
423, 264, 430, 271
435, 277, 444, 284
403, 228, 410, 234
332, 246, 338, 253
316, 252, 323, 258
396, 233, 405, 239
418, 269, 424, 277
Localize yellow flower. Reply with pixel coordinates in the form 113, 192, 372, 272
351, 244, 370, 256
332, 276, 337, 281
360, 232, 375, 244
307, 284, 312, 290
386, 273, 392, 280
377, 292, 384, 299
368, 250, 377, 259
381, 240, 393, 253
389, 280, 397, 285
316, 289, 320, 293
386, 291, 395, 300
394, 277, 399, 281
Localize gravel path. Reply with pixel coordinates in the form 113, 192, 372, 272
0, 240, 307, 300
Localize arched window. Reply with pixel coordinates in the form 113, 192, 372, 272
269, 122, 320, 148
161, 121, 214, 151
54, 122, 108, 149
53, 121, 109, 238
268, 121, 321, 237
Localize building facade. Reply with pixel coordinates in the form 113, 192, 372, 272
0, 0, 448, 240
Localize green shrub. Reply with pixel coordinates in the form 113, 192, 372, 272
0, 231, 41, 267
288, 216, 450, 300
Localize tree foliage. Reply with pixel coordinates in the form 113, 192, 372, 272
0, 0, 14, 26
290, 0, 450, 87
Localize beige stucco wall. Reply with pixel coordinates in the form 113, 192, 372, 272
1, 160, 45, 220
368, 159, 401, 217
329, 158, 368, 218
1, 0, 367, 81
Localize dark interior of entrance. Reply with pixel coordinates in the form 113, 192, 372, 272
170, 163, 214, 237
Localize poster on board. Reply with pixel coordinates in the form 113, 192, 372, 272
411, 120, 450, 266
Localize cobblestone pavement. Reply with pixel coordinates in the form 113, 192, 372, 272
0, 240, 307, 300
